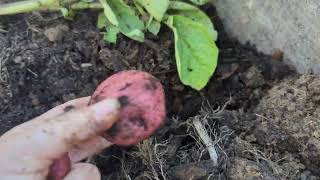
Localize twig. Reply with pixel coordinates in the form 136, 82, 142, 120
27, 68, 38, 77
0, 29, 8, 33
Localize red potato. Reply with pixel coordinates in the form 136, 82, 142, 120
90, 70, 166, 146
50, 70, 166, 179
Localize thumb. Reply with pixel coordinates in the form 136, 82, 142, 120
63, 163, 101, 180
0, 98, 120, 173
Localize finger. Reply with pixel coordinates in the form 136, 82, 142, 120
50, 136, 112, 179
63, 163, 100, 180
0, 98, 120, 169
33, 96, 91, 121
48, 153, 71, 180
69, 136, 113, 163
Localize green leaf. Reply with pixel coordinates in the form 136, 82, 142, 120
188, 0, 209, 5
97, 12, 107, 29
98, 12, 119, 43
107, 0, 145, 42
60, 8, 75, 20
168, 1, 217, 41
133, 0, 147, 16
166, 15, 219, 90
104, 25, 120, 43
99, 0, 119, 26
147, 17, 161, 35
135, 0, 169, 21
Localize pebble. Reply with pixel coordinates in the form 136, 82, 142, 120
44, 25, 69, 42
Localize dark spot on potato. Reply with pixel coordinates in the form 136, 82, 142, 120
119, 83, 132, 91
129, 116, 148, 130
118, 96, 130, 107
123, 123, 130, 128
145, 77, 158, 91
122, 135, 131, 140
105, 122, 121, 138
63, 105, 75, 112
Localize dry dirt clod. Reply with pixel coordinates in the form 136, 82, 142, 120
44, 25, 69, 42
254, 74, 320, 175
170, 160, 215, 180
226, 158, 277, 180
242, 65, 266, 88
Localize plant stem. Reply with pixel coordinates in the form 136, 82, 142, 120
70, 2, 102, 10
0, 0, 60, 15
0, 0, 103, 16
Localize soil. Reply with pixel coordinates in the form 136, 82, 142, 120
0, 5, 319, 180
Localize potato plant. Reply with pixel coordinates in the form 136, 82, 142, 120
0, 0, 219, 90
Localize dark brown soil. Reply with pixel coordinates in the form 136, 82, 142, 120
0, 5, 318, 180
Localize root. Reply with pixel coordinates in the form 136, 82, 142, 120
191, 99, 233, 166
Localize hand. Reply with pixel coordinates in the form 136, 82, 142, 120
0, 97, 120, 180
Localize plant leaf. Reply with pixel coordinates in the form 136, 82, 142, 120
104, 25, 120, 43
166, 15, 219, 90
97, 12, 107, 29
188, 0, 209, 5
147, 17, 161, 35
60, 8, 75, 20
99, 0, 119, 26
107, 0, 145, 42
168, 1, 217, 41
133, 0, 147, 16
135, 0, 169, 21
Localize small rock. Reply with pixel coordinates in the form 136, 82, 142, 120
170, 160, 215, 180
44, 25, 69, 42
271, 48, 284, 61
13, 56, 23, 64
29, 93, 40, 106
81, 63, 93, 68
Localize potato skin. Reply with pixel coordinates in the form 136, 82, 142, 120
90, 70, 166, 146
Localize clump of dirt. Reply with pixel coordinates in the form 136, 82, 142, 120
254, 75, 320, 175
227, 157, 276, 180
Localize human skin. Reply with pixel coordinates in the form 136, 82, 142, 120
0, 97, 120, 180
